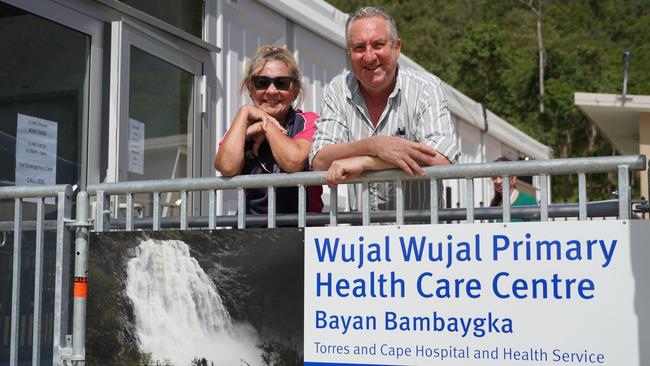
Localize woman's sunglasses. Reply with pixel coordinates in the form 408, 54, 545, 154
252, 76, 296, 91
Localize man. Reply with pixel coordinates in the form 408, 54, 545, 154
309, 6, 460, 210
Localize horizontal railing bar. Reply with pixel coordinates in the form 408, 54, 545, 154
0, 184, 72, 199
85, 155, 646, 195
0, 221, 61, 231
81, 200, 622, 230
0, 200, 632, 232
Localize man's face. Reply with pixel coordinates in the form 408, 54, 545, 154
347, 16, 401, 95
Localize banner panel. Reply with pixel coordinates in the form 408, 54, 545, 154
88, 229, 304, 366
305, 221, 643, 365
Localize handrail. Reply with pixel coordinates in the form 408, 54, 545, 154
0, 184, 72, 199
92, 200, 624, 229
85, 155, 646, 194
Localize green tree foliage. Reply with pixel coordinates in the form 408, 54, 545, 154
326, 0, 650, 201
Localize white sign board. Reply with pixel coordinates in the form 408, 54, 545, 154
128, 118, 145, 175
15, 113, 57, 203
305, 221, 644, 365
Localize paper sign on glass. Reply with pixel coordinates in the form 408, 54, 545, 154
128, 118, 145, 175
15, 113, 58, 203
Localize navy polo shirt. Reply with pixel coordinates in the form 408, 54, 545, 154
241, 108, 322, 214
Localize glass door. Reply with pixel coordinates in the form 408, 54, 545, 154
0, 1, 104, 365
108, 20, 206, 217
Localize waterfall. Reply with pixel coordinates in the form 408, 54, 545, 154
126, 238, 262, 366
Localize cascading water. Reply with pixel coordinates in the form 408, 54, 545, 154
126, 238, 262, 366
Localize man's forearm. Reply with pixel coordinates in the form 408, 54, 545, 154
312, 139, 373, 171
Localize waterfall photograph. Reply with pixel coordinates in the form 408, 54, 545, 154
86, 228, 304, 366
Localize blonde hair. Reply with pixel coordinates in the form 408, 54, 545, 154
241, 45, 304, 106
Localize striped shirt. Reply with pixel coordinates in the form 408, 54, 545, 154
309, 66, 460, 211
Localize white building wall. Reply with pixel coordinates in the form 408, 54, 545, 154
292, 23, 348, 209
0, 0, 553, 218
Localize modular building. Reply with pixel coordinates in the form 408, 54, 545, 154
0, 0, 550, 218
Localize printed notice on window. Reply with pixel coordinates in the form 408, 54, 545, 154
128, 118, 145, 175
15, 113, 57, 204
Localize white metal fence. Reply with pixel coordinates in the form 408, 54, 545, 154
0, 154, 646, 365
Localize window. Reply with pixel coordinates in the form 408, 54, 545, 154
119, 0, 204, 38
0, 2, 88, 188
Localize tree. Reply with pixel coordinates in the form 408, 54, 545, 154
326, 0, 650, 200
519, 0, 547, 114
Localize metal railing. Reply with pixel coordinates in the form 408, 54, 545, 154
0, 154, 647, 365
86, 155, 645, 231
0, 184, 73, 366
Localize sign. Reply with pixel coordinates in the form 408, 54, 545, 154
15, 113, 57, 203
128, 118, 145, 175
304, 221, 643, 365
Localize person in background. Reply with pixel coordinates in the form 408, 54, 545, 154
490, 157, 537, 208
309, 6, 459, 211
214, 45, 323, 214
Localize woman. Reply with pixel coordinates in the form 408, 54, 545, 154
490, 157, 537, 208
214, 45, 323, 214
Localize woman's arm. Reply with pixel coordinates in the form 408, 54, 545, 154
213, 106, 254, 176
214, 106, 289, 176
264, 119, 311, 173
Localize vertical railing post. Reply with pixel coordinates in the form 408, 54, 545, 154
578, 173, 587, 220
298, 185, 306, 228
430, 180, 439, 224
53, 186, 72, 365
329, 187, 338, 226
180, 191, 188, 230
72, 191, 90, 362
32, 197, 45, 364
208, 190, 216, 230
9, 198, 22, 366
237, 188, 246, 229
466, 178, 475, 222
268, 187, 276, 228
502, 176, 511, 222
395, 181, 404, 225
539, 175, 549, 221
647, 160, 650, 212
125, 193, 133, 231
618, 165, 630, 220
153, 192, 161, 230
95, 190, 110, 232
362, 183, 370, 226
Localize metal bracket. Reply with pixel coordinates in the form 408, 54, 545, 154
633, 201, 650, 214
58, 335, 85, 365
64, 218, 95, 228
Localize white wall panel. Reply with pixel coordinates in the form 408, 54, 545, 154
292, 23, 347, 209
220, 0, 286, 138
456, 120, 483, 212
218, 0, 287, 214
483, 133, 502, 208
292, 23, 345, 113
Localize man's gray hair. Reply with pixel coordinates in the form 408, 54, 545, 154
345, 7, 398, 48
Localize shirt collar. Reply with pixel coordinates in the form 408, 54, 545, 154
284, 106, 297, 127
390, 65, 403, 100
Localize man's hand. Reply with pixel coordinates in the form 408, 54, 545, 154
326, 156, 370, 188
368, 136, 437, 176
